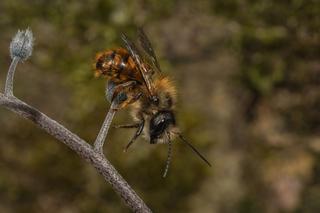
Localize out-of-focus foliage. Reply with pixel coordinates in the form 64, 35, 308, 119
0, 0, 319, 212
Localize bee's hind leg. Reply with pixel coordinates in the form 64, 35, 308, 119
106, 80, 137, 104
110, 92, 143, 111
106, 80, 142, 111
111, 81, 137, 102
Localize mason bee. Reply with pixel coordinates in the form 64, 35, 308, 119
94, 28, 211, 177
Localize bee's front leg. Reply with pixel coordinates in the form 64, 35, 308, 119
113, 119, 145, 152
123, 120, 144, 152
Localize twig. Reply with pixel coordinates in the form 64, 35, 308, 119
4, 57, 20, 96
5, 29, 33, 96
0, 29, 152, 213
0, 94, 151, 212
94, 101, 117, 154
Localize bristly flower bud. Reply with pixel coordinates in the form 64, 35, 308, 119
10, 28, 34, 61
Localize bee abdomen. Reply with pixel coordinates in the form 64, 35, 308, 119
94, 48, 137, 80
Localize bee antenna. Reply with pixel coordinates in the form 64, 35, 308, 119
162, 134, 172, 178
177, 133, 212, 167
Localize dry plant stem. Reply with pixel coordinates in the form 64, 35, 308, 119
0, 93, 152, 213
4, 57, 20, 96
94, 101, 117, 154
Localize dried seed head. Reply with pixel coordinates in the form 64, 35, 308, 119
10, 28, 34, 61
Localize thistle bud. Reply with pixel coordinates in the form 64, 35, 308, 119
10, 28, 34, 61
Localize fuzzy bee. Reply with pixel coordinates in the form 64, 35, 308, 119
94, 28, 211, 177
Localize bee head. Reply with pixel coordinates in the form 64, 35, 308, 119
149, 110, 175, 144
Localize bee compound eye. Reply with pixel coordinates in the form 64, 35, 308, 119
149, 111, 175, 143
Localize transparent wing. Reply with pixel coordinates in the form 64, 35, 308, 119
121, 32, 155, 97
137, 27, 162, 73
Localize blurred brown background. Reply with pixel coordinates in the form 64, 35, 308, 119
0, 0, 319, 212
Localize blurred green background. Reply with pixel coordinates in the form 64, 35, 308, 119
0, 0, 319, 212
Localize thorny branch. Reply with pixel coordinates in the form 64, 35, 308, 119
0, 29, 152, 213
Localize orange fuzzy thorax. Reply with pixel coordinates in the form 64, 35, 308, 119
153, 76, 177, 109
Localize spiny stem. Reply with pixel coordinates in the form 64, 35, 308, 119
4, 57, 20, 96
94, 101, 117, 154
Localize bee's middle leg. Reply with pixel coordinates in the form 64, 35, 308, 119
114, 123, 140, 129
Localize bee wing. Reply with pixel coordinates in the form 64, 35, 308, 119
121, 32, 155, 97
137, 27, 162, 73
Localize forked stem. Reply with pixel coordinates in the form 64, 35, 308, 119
94, 101, 117, 154
0, 28, 152, 213
4, 57, 20, 96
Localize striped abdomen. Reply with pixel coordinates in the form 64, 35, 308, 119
94, 48, 143, 84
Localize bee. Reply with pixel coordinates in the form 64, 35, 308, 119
94, 28, 211, 177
